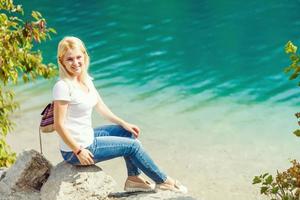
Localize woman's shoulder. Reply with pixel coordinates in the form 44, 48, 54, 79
53, 79, 68, 89
52, 79, 72, 101
53, 79, 74, 93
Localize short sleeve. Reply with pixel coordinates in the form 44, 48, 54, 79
52, 80, 71, 101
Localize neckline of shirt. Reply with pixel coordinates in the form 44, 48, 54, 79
73, 82, 90, 95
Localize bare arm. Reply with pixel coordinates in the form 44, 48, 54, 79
53, 100, 94, 165
53, 100, 80, 151
94, 91, 140, 137
94, 94, 126, 126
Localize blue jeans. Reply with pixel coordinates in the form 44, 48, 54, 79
60, 125, 167, 184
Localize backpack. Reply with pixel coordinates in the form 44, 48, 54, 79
38, 80, 73, 154
40, 102, 54, 133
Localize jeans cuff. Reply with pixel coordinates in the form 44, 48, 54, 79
127, 171, 142, 176
155, 174, 168, 184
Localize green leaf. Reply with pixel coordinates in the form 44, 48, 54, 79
284, 66, 292, 73
48, 28, 57, 34
260, 186, 269, 194
262, 173, 269, 178
31, 11, 42, 20
293, 130, 300, 137
285, 41, 298, 54
289, 73, 298, 80
271, 186, 279, 194
265, 175, 273, 184
290, 54, 299, 62
253, 176, 262, 184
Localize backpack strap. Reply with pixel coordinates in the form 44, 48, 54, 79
39, 127, 43, 155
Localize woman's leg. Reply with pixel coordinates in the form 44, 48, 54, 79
61, 125, 187, 192
93, 125, 142, 177
87, 133, 167, 184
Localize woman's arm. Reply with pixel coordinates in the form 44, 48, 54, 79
94, 94, 125, 126
94, 92, 140, 137
53, 100, 94, 165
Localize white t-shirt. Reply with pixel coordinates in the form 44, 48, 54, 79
52, 78, 98, 152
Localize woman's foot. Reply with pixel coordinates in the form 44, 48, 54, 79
124, 176, 155, 192
155, 177, 188, 194
127, 175, 148, 183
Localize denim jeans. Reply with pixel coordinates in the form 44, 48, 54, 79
60, 124, 167, 184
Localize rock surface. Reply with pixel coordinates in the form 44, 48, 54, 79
40, 162, 116, 200
0, 168, 7, 182
0, 191, 40, 200
0, 150, 199, 200
109, 191, 197, 200
0, 149, 52, 200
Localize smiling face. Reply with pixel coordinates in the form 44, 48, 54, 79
61, 48, 85, 77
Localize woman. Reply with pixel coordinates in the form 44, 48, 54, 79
53, 36, 187, 193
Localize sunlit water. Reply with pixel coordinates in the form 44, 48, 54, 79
7, 0, 300, 199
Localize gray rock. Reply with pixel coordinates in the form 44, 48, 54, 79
0, 191, 40, 200
0, 149, 199, 200
0, 167, 7, 182
109, 191, 198, 200
0, 149, 52, 194
40, 161, 116, 200
0, 149, 52, 200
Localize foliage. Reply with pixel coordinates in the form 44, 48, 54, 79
294, 112, 300, 137
284, 41, 300, 85
284, 41, 300, 138
253, 160, 300, 200
0, 0, 57, 167
253, 41, 300, 200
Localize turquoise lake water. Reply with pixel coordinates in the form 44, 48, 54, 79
17, 0, 300, 107
9, 0, 300, 199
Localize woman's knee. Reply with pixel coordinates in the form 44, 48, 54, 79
130, 139, 143, 154
114, 125, 134, 138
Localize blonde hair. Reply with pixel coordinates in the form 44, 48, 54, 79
57, 36, 90, 84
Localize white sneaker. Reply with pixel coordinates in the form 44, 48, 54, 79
155, 180, 188, 194
124, 179, 155, 192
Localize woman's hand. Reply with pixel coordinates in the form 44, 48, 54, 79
76, 149, 95, 165
122, 122, 140, 138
